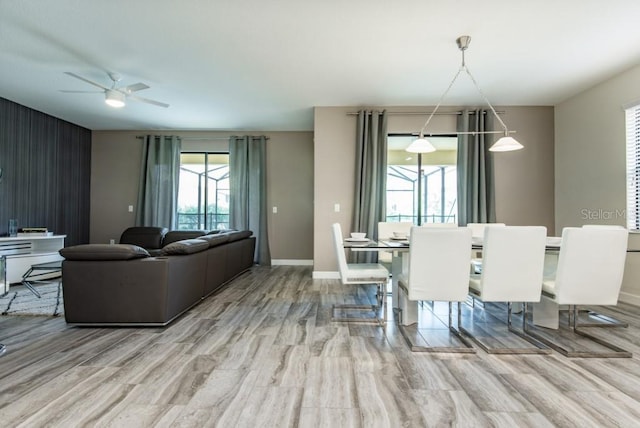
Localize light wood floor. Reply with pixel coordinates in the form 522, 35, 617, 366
1, 266, 640, 427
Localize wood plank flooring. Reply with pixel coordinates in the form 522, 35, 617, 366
1, 265, 640, 427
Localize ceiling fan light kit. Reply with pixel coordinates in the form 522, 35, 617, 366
105, 89, 125, 108
409, 35, 523, 155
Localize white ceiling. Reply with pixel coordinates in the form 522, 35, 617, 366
2, 0, 640, 132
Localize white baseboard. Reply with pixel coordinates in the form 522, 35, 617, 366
619, 291, 640, 307
271, 259, 313, 266
312, 271, 340, 279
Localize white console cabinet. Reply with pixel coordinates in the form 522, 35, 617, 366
0, 235, 65, 286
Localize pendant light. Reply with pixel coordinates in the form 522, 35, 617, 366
408, 35, 523, 153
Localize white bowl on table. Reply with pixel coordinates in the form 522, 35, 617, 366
350, 232, 366, 240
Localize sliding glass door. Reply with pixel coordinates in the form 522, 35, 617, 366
386, 136, 458, 224
177, 153, 230, 230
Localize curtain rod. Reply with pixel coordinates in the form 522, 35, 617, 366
346, 110, 504, 116
135, 136, 269, 141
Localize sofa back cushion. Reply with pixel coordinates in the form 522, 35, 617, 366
120, 227, 168, 249
161, 238, 210, 255
163, 230, 206, 246
200, 234, 230, 248
225, 230, 253, 242
60, 244, 150, 261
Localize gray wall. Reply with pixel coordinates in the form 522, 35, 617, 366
90, 130, 314, 262
0, 97, 91, 246
555, 63, 640, 305
313, 105, 555, 275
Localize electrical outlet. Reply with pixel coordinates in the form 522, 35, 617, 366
272, 206, 278, 214
109, 239, 115, 245
128, 205, 134, 212
334, 203, 340, 212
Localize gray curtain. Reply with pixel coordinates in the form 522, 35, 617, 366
352, 110, 388, 263
457, 109, 496, 226
136, 135, 181, 229
229, 135, 271, 266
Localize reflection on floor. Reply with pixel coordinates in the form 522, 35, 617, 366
1, 266, 640, 427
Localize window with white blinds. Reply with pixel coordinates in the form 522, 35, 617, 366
626, 103, 640, 231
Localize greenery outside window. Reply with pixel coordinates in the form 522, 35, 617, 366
177, 153, 230, 230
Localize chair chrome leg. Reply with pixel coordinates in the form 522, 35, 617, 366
0, 344, 6, 356
460, 301, 550, 354
523, 306, 632, 358
573, 306, 629, 328
506, 303, 551, 354
398, 301, 476, 353
332, 281, 387, 326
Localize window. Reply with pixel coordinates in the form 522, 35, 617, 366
177, 153, 230, 230
626, 103, 640, 231
386, 136, 457, 224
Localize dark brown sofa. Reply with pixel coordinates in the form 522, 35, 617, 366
60, 230, 256, 326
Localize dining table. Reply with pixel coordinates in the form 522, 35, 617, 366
344, 236, 563, 326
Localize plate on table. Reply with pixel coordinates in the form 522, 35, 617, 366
390, 236, 408, 240
384, 240, 409, 246
345, 237, 369, 242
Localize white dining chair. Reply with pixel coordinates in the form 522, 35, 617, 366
463, 226, 550, 354
377, 221, 413, 265
524, 226, 631, 357
572, 225, 629, 328
466, 223, 505, 273
332, 223, 389, 326
397, 226, 476, 353
466, 222, 506, 239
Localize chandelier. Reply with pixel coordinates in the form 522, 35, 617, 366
407, 35, 523, 154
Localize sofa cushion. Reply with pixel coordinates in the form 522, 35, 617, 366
60, 244, 150, 261
163, 230, 206, 246
207, 229, 236, 235
200, 233, 230, 248
225, 230, 253, 242
161, 238, 210, 255
119, 227, 167, 249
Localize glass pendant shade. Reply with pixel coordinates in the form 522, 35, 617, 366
489, 135, 524, 152
406, 137, 436, 153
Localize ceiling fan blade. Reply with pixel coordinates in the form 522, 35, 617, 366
59, 90, 103, 93
121, 82, 149, 93
128, 94, 169, 108
64, 72, 109, 91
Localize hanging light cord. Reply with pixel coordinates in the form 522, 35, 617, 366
418, 40, 511, 137
463, 65, 509, 134
418, 66, 463, 137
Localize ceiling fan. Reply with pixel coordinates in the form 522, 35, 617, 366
62, 72, 169, 108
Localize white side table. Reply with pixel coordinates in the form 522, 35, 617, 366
0, 235, 65, 287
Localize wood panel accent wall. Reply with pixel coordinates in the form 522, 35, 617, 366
0, 97, 91, 246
